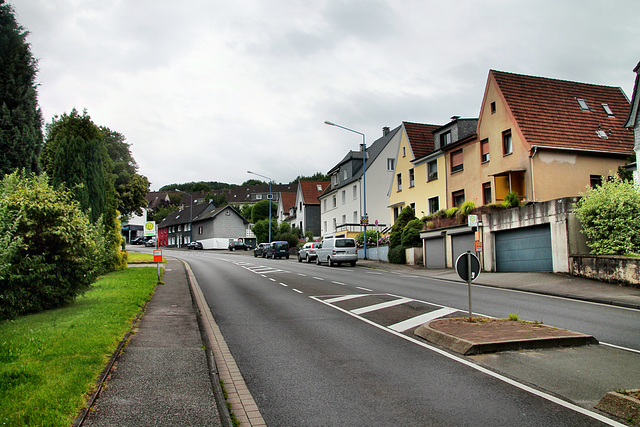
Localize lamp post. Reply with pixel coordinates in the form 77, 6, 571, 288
324, 120, 368, 259
247, 171, 273, 243
174, 189, 193, 246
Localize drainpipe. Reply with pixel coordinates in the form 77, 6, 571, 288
529, 146, 538, 202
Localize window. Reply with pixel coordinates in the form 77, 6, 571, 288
452, 190, 465, 207
410, 203, 415, 211
178, 225, 182, 232
393, 206, 400, 221
397, 173, 402, 191
502, 130, 513, 155
353, 211, 358, 223
428, 196, 439, 214
199, 226, 203, 235
409, 168, 415, 187
481, 139, 490, 163
387, 158, 395, 171
440, 131, 451, 147
323, 199, 327, 211
343, 169, 348, 180
402, 147, 406, 157
482, 182, 492, 205
353, 185, 357, 200
577, 98, 590, 110
491, 101, 496, 114
332, 218, 337, 231
427, 160, 438, 181
451, 149, 463, 173
342, 214, 346, 225
323, 221, 327, 233
316, 184, 322, 191
332, 196, 336, 208
590, 175, 602, 188
602, 104, 614, 116
341, 190, 346, 204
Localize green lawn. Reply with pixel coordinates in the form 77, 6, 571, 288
0, 267, 159, 426
127, 251, 166, 264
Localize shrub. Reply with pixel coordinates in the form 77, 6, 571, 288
401, 218, 423, 247
502, 192, 521, 208
390, 206, 415, 248
0, 171, 99, 320
445, 207, 459, 218
356, 230, 378, 248
388, 245, 406, 264
574, 175, 640, 255
459, 201, 476, 216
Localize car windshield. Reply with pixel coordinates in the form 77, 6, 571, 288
335, 239, 355, 248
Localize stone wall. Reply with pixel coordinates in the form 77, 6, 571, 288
570, 255, 640, 287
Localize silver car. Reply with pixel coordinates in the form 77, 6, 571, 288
315, 237, 358, 267
298, 242, 319, 263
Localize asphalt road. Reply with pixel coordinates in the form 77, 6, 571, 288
167, 249, 636, 426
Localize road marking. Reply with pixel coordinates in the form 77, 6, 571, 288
313, 277, 325, 281
269, 278, 276, 282
280, 283, 288, 287
324, 294, 370, 304
356, 286, 373, 292
365, 271, 382, 275
351, 297, 413, 315
293, 289, 303, 294
388, 307, 459, 332
332, 281, 346, 286
297, 273, 306, 276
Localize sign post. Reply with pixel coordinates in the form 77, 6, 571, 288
455, 251, 481, 320
153, 249, 162, 282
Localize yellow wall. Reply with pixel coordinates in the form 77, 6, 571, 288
413, 153, 448, 213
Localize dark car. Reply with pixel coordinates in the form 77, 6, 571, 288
298, 242, 319, 263
131, 236, 151, 245
187, 241, 203, 250
265, 241, 290, 259
254, 243, 270, 257
228, 240, 252, 251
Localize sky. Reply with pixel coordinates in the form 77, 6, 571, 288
9, 0, 640, 190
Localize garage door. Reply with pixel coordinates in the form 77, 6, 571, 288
424, 237, 446, 269
495, 225, 552, 272
451, 232, 475, 263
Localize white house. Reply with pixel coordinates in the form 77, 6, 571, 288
624, 60, 640, 185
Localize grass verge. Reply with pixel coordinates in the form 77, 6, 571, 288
0, 267, 159, 426
127, 251, 166, 264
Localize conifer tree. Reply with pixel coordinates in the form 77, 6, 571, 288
0, 0, 44, 177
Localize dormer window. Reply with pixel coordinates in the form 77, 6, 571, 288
440, 131, 451, 146
316, 184, 322, 191
577, 98, 590, 111
602, 104, 614, 117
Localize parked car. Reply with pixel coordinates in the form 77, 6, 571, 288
144, 238, 156, 247
130, 236, 151, 245
187, 241, 203, 250
228, 240, 252, 251
315, 236, 358, 267
265, 241, 290, 259
254, 243, 270, 257
298, 242, 319, 263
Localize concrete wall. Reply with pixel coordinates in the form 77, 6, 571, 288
570, 255, 640, 287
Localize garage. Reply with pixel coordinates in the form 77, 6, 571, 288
495, 224, 552, 272
424, 236, 446, 269
451, 232, 475, 263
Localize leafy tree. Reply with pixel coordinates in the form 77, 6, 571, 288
152, 204, 178, 224
401, 218, 423, 247
574, 175, 640, 255
242, 179, 266, 186
252, 218, 278, 244
389, 206, 416, 248
0, 170, 99, 319
101, 127, 149, 216
251, 200, 278, 223
0, 1, 44, 177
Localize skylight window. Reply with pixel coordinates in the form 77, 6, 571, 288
601, 103, 614, 116
596, 129, 608, 139
577, 98, 590, 110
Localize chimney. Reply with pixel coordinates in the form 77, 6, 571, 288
383, 126, 390, 136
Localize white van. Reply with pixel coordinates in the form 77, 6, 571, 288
315, 235, 358, 267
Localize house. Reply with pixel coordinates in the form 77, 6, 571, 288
624, 60, 640, 185
191, 205, 252, 249
158, 202, 216, 247
277, 191, 297, 223
445, 70, 634, 207
387, 122, 442, 222
293, 180, 330, 237
320, 126, 400, 238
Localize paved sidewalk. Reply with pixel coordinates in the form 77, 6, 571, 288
83, 259, 223, 427
357, 258, 640, 309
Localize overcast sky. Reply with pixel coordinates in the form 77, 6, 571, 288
10, 0, 640, 190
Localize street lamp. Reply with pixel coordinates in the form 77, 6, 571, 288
247, 171, 273, 243
324, 120, 368, 259
174, 189, 193, 246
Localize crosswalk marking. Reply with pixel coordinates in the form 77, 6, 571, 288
388, 307, 458, 332
324, 294, 370, 304
351, 297, 413, 315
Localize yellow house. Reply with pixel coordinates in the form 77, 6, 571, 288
387, 122, 441, 223
443, 70, 635, 206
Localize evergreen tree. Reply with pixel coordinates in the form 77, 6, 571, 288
0, 1, 44, 177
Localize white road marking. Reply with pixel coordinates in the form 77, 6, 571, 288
332, 281, 346, 286
324, 294, 370, 304
356, 286, 373, 292
388, 307, 459, 332
351, 298, 413, 315
313, 277, 325, 281
293, 289, 303, 294
280, 283, 288, 287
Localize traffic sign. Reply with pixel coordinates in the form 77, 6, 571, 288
144, 221, 156, 237
455, 251, 481, 282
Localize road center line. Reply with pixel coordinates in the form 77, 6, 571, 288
356, 286, 373, 292
279, 283, 288, 287
293, 289, 303, 294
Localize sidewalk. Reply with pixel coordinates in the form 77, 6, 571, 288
82, 259, 224, 427
357, 258, 640, 310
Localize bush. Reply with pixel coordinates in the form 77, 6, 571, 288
459, 201, 476, 216
0, 171, 99, 320
388, 245, 406, 264
401, 218, 423, 247
390, 206, 415, 248
445, 207, 459, 218
502, 192, 521, 208
356, 230, 378, 248
574, 175, 640, 255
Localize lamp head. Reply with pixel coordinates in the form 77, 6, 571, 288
324, 121, 336, 126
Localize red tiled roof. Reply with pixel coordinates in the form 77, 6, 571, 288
300, 181, 330, 204
280, 191, 297, 211
402, 122, 441, 158
490, 70, 634, 155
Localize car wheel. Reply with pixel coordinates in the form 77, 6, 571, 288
306, 255, 311, 263
254, 252, 258, 257
327, 257, 334, 267
316, 256, 321, 265
286, 255, 289, 259
298, 254, 303, 262
350, 261, 356, 267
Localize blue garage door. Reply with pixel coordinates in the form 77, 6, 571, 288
495, 225, 552, 272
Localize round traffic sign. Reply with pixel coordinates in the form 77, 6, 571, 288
455, 251, 481, 281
